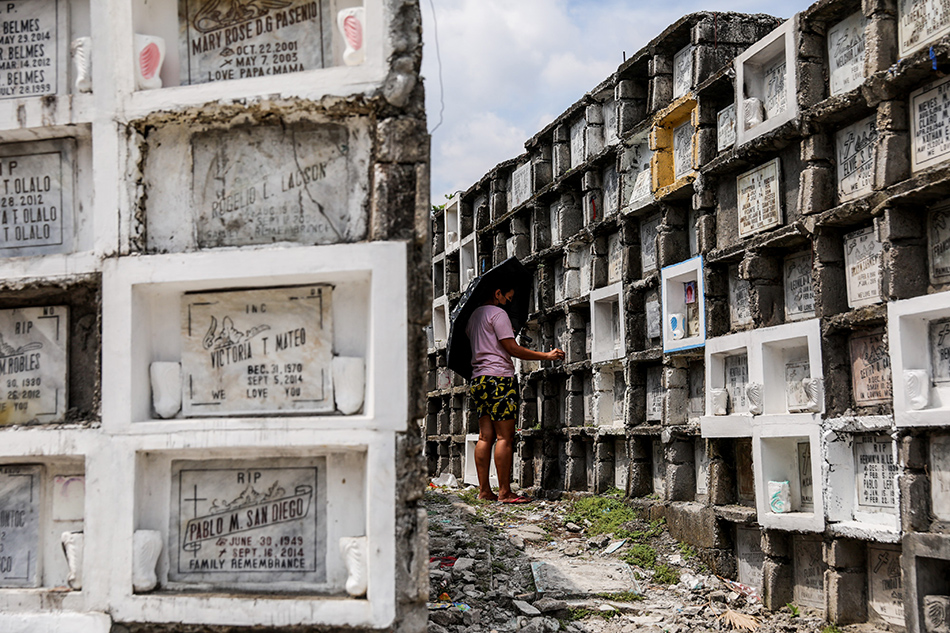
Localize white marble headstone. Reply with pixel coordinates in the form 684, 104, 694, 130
898, 0, 950, 57
728, 265, 753, 327
717, 104, 737, 152
849, 331, 892, 405
797, 441, 813, 510
0, 464, 41, 587
911, 75, 950, 172
640, 213, 660, 274
844, 226, 883, 307
0, 1, 66, 99
785, 360, 811, 412
930, 434, 950, 521
646, 297, 661, 340
836, 115, 877, 202
607, 232, 623, 284
784, 252, 815, 320
570, 119, 586, 168
854, 435, 898, 511
0, 306, 68, 425
603, 165, 619, 217
736, 527, 764, 590
178, 0, 329, 85
724, 353, 749, 414
181, 285, 334, 416
867, 544, 904, 626
510, 162, 532, 210
169, 458, 326, 585
646, 366, 663, 421
673, 45, 693, 100
694, 439, 709, 495
828, 12, 868, 96
737, 159, 782, 238
673, 120, 694, 180
652, 440, 666, 496
763, 58, 788, 120
192, 124, 369, 248
792, 536, 824, 608
929, 204, 950, 284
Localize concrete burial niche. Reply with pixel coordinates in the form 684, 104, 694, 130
660, 256, 706, 353
444, 199, 460, 253
754, 425, 824, 532
432, 297, 448, 350
703, 333, 754, 437
650, 98, 697, 196
728, 264, 753, 328
0, 0, 69, 99
824, 432, 899, 535
590, 283, 624, 363
902, 533, 950, 633
910, 75, 950, 173
735, 15, 799, 146
673, 45, 694, 100
929, 203, 950, 286
792, 534, 825, 609
835, 115, 877, 203
625, 138, 654, 212
736, 526, 764, 591
898, 0, 950, 57
736, 159, 782, 239
827, 11, 868, 96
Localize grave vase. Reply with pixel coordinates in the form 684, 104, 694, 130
746, 383, 763, 415
710, 389, 728, 416
925, 595, 950, 633
150, 362, 181, 419
135, 34, 165, 91
338, 8, 365, 66
333, 356, 365, 415
133, 529, 163, 593
71, 37, 92, 93
768, 481, 791, 513
61, 531, 83, 590
905, 369, 931, 410
340, 536, 368, 596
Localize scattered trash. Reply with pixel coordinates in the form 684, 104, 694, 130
603, 539, 626, 554
679, 572, 704, 590
431, 472, 460, 488
429, 556, 457, 570
718, 576, 761, 603
718, 609, 759, 631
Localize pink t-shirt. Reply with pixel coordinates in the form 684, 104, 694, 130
466, 305, 515, 378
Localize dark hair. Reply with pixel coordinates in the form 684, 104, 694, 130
491, 281, 516, 295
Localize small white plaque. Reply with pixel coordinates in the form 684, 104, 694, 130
646, 298, 661, 340
640, 213, 660, 274
181, 285, 334, 416
836, 115, 877, 202
603, 165, 619, 216
717, 105, 737, 151
736, 527, 764, 590
737, 159, 782, 238
724, 353, 749, 414
828, 12, 868, 96
850, 331, 892, 405
911, 75, 950, 172
797, 441, 813, 510
785, 360, 811, 412
784, 252, 815, 320
854, 435, 898, 511
0, 305, 68, 425
728, 265, 753, 327
510, 162, 532, 210
694, 439, 708, 495
570, 119, 586, 168
844, 226, 883, 307
0, 1, 66, 99
673, 120, 694, 180
931, 318, 950, 385
652, 440, 665, 496
792, 536, 824, 608
673, 45, 693, 99
898, 0, 950, 57
929, 204, 950, 283
763, 58, 788, 120
868, 544, 904, 626
646, 366, 663, 421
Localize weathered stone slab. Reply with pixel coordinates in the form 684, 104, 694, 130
673, 120, 694, 180
646, 366, 663, 421
763, 59, 787, 119
673, 45, 693, 99
181, 285, 333, 416
646, 297, 661, 340
849, 331, 892, 406
868, 544, 904, 626
784, 252, 815, 321
640, 214, 660, 274
0, 1, 66, 98
797, 441, 813, 510
737, 438, 755, 503
898, 0, 950, 57
737, 159, 781, 238
836, 115, 877, 202
844, 226, 882, 308
694, 438, 709, 495
736, 526, 764, 590
652, 439, 665, 496
930, 434, 950, 521
911, 75, 950, 173
828, 12, 868, 96
603, 165, 619, 216
792, 535, 824, 609
179, 0, 329, 85
192, 124, 368, 248
607, 233, 622, 284
728, 264, 753, 327
0, 306, 67, 425
725, 353, 749, 414
0, 464, 41, 587
510, 162, 531, 210
688, 361, 704, 417
785, 360, 811, 413
929, 204, 950, 284
570, 119, 586, 168
548, 201, 560, 244
854, 434, 898, 511
0, 140, 74, 257
170, 458, 326, 585
718, 105, 737, 152
530, 556, 638, 597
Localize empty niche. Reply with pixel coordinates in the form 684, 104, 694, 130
432, 257, 445, 299
736, 438, 756, 505
432, 298, 449, 350
762, 338, 817, 414
445, 199, 460, 253
756, 430, 823, 532
590, 283, 624, 363
459, 237, 477, 291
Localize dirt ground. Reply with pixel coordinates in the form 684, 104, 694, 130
425, 484, 891, 633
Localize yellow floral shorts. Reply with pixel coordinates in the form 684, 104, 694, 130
470, 375, 519, 422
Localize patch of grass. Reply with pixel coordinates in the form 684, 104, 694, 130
677, 542, 697, 559
567, 607, 622, 621
424, 489, 450, 504
786, 603, 800, 617
491, 561, 509, 573
597, 591, 643, 602
821, 626, 845, 633
565, 497, 638, 536
457, 488, 491, 506
602, 487, 625, 497
621, 543, 657, 568
653, 564, 680, 585
624, 518, 666, 541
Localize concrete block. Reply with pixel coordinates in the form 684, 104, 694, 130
826, 569, 868, 624
566, 393, 585, 427
586, 104, 604, 125
901, 472, 932, 532
663, 387, 688, 425
862, 0, 897, 14
665, 502, 727, 549
629, 462, 653, 497
665, 439, 694, 464
883, 242, 928, 300
650, 76, 673, 112
618, 102, 647, 135
650, 55, 673, 75
667, 462, 696, 501
565, 457, 587, 490
798, 165, 835, 216
874, 131, 910, 188
876, 205, 924, 241
741, 252, 782, 281
665, 366, 687, 389
901, 435, 928, 470
582, 170, 600, 191
877, 99, 908, 132
801, 133, 833, 162
566, 374, 585, 393
761, 531, 790, 558
825, 539, 865, 569
708, 459, 736, 506
864, 17, 897, 75
377, 117, 429, 163
554, 143, 571, 177
762, 558, 794, 610
799, 31, 825, 60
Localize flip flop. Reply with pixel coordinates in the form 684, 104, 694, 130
498, 496, 532, 504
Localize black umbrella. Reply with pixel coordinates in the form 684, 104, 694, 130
447, 257, 533, 380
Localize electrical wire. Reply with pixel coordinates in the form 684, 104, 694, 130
427, 0, 446, 134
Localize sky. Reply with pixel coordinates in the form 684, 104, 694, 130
419, 0, 816, 205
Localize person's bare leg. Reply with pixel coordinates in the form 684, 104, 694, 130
493, 419, 517, 500
475, 415, 498, 500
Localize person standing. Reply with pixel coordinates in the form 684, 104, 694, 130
466, 283, 564, 502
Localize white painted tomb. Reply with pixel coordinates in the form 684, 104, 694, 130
844, 226, 883, 308
737, 159, 782, 238
661, 256, 705, 352
590, 283, 624, 363
827, 12, 868, 96
836, 115, 877, 202
735, 16, 799, 145
911, 75, 950, 173
755, 426, 824, 532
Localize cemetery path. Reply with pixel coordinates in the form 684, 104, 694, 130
425, 486, 885, 633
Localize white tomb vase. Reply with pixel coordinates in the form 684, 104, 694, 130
904, 370, 931, 410
768, 481, 791, 513
924, 595, 950, 633
132, 529, 163, 593
746, 383, 763, 415
710, 389, 729, 416
333, 356, 365, 414
802, 378, 823, 413
743, 98, 765, 130
338, 8, 366, 66
71, 37, 92, 93
669, 313, 686, 340
135, 34, 165, 91
61, 531, 84, 590
339, 536, 368, 597
150, 362, 181, 419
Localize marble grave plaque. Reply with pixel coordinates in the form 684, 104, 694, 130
845, 226, 882, 307
793, 536, 825, 608
607, 233, 622, 284
898, 0, 950, 57
737, 438, 755, 502
854, 435, 898, 511
828, 12, 868, 96
785, 359, 811, 413
836, 116, 877, 202
549, 202, 560, 245
603, 165, 619, 216
0, 141, 74, 257
911, 75, 950, 172
646, 366, 663, 421
736, 526, 764, 590
931, 318, 950, 385
850, 331, 892, 406
673, 45, 693, 100
673, 120, 694, 180
725, 353, 749, 414
640, 214, 660, 274
170, 458, 326, 584
0, 306, 67, 425
930, 434, 950, 521
728, 264, 753, 327
179, 0, 328, 85
717, 104, 737, 151
737, 159, 781, 238
763, 58, 788, 120
798, 441, 813, 510
694, 439, 709, 495
868, 544, 904, 626
784, 252, 815, 320
646, 297, 661, 340
627, 141, 653, 209
604, 100, 619, 146
192, 124, 368, 248
181, 285, 334, 416
688, 361, 704, 417
652, 440, 665, 497
0, 464, 41, 587
929, 204, 950, 283
510, 162, 531, 210
570, 119, 586, 168
51, 473, 84, 521
0, 1, 66, 99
